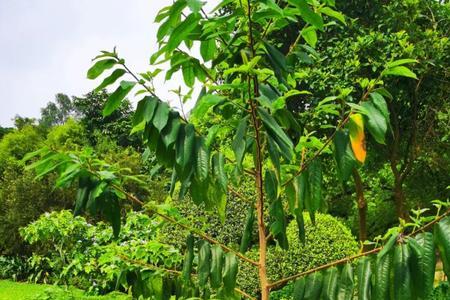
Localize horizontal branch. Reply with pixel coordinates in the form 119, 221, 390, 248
110, 183, 259, 267
268, 208, 450, 290
119, 254, 256, 300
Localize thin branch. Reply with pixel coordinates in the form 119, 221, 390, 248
109, 183, 258, 266
120, 255, 256, 300
268, 209, 450, 290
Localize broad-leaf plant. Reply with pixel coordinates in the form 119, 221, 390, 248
25, 0, 450, 299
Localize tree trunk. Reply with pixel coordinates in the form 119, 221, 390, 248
352, 168, 368, 245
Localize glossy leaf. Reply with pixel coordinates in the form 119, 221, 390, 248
321, 267, 338, 300
292, 277, 306, 299
393, 244, 412, 300
408, 232, 436, 300
210, 244, 224, 289
198, 242, 211, 287
200, 39, 216, 62
304, 272, 323, 300
195, 137, 209, 182
434, 216, 450, 283
182, 235, 195, 283
361, 101, 387, 145
212, 152, 227, 193
333, 130, 357, 182
223, 252, 238, 291
103, 82, 135, 117
153, 101, 171, 132
133, 96, 158, 127
191, 94, 224, 120
166, 13, 201, 52
356, 257, 372, 300
161, 111, 182, 147
382, 66, 417, 79
87, 59, 116, 79
291, 0, 324, 30
94, 68, 126, 92
308, 159, 322, 215
257, 107, 293, 160
232, 117, 248, 173
239, 206, 255, 253
301, 27, 318, 48
337, 263, 354, 300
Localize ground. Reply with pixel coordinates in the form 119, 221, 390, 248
0, 280, 130, 300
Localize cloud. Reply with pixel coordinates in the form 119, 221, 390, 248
0, 0, 212, 127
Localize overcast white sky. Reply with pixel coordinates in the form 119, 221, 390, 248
0, 0, 212, 127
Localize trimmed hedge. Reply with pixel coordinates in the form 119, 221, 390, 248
237, 213, 358, 296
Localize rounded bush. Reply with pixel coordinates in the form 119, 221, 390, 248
237, 213, 358, 296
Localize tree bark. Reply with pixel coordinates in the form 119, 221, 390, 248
352, 168, 368, 246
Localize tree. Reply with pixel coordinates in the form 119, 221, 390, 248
72, 90, 138, 148
25, 0, 450, 299
39, 93, 75, 128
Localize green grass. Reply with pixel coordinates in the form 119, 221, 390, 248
0, 280, 130, 300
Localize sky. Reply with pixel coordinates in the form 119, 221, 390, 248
0, 0, 212, 127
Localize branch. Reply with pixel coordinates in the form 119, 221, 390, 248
268, 209, 450, 290
109, 183, 259, 266
119, 255, 256, 300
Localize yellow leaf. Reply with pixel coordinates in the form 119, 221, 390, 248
348, 113, 366, 163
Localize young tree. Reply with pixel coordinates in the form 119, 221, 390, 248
26, 0, 450, 299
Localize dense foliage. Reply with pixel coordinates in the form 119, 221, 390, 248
0, 0, 448, 299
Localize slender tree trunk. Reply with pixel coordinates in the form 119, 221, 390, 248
393, 174, 407, 220
352, 168, 368, 246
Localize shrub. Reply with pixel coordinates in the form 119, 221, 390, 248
19, 210, 182, 294
158, 178, 256, 250
237, 213, 358, 296
0, 256, 30, 281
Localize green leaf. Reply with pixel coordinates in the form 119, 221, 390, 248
386, 59, 418, 68
292, 277, 306, 299
223, 252, 238, 291
198, 242, 211, 287
382, 66, 417, 79
408, 232, 436, 300
357, 257, 372, 300
263, 41, 288, 73
153, 101, 171, 132
265, 169, 279, 202
333, 130, 357, 183
210, 244, 224, 289
290, 0, 324, 30
232, 117, 248, 173
267, 136, 281, 177
369, 92, 390, 123
361, 101, 387, 144
167, 13, 201, 52
187, 0, 203, 12
321, 267, 338, 300
94, 69, 126, 92
195, 137, 209, 182
133, 96, 158, 126
257, 107, 293, 160
182, 62, 195, 87
87, 59, 116, 79
200, 39, 216, 62
270, 197, 289, 249
191, 94, 224, 120
74, 187, 89, 216
156, 0, 187, 41
239, 206, 255, 253
337, 263, 354, 300
103, 82, 135, 117
182, 235, 195, 282
304, 272, 323, 300
161, 111, 182, 147
434, 216, 450, 283
212, 152, 227, 193
320, 6, 346, 24
301, 27, 318, 48
374, 232, 399, 299
393, 244, 412, 300
299, 170, 312, 224
308, 159, 322, 214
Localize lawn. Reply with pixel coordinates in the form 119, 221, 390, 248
0, 280, 130, 300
